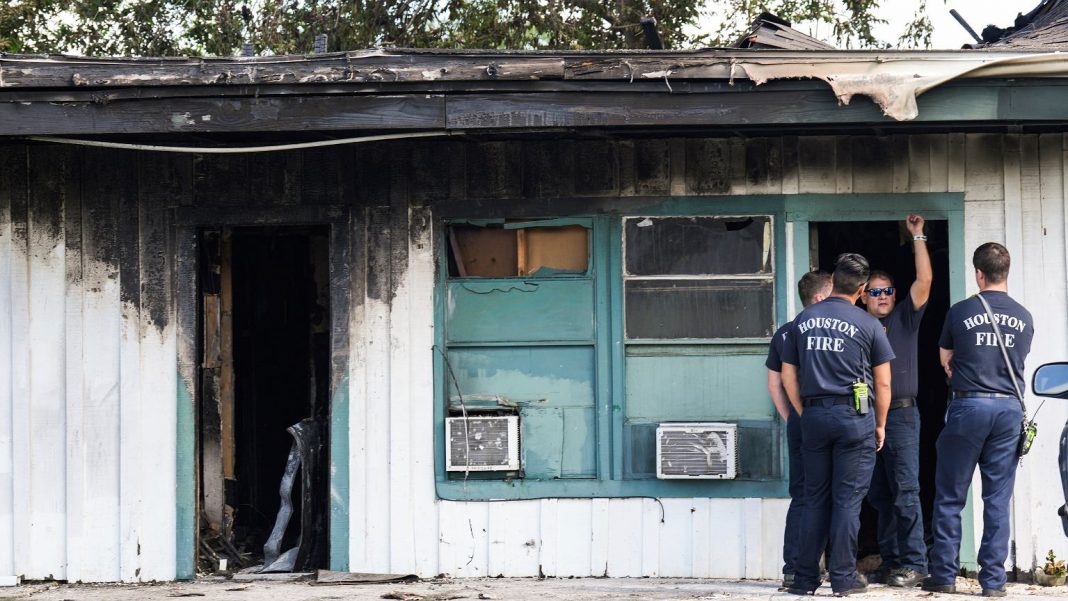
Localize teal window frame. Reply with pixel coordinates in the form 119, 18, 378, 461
433, 192, 966, 503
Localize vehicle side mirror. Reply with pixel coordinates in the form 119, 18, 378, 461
1032, 362, 1068, 399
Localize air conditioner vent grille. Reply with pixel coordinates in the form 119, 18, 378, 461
445, 416, 520, 472
656, 422, 738, 479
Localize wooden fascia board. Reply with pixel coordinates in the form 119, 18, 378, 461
2, 79, 1068, 136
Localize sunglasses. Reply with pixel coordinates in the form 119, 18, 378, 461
867, 287, 895, 297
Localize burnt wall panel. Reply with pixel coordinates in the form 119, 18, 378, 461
466, 141, 522, 200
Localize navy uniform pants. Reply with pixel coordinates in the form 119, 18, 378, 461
795, 403, 876, 593
866, 404, 927, 573
782, 409, 804, 576
929, 396, 1022, 591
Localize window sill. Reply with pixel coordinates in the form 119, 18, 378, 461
435, 478, 788, 501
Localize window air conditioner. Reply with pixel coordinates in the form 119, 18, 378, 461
445, 415, 521, 472
656, 422, 738, 479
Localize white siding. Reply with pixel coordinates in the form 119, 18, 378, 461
2, 133, 1068, 581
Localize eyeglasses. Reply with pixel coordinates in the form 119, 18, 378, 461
867, 287, 895, 297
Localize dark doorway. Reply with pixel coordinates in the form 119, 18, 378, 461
198, 225, 331, 571
812, 220, 951, 564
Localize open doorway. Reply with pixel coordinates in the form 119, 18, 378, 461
812, 220, 950, 561
198, 225, 331, 573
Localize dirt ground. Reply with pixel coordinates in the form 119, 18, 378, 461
3, 576, 1067, 601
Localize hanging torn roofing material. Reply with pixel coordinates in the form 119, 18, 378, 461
741, 52, 1068, 121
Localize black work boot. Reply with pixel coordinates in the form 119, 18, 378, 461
921, 576, 956, 593
888, 567, 927, 587
832, 573, 869, 597
982, 587, 1007, 597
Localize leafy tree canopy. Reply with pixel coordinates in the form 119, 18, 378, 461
0, 1, 940, 57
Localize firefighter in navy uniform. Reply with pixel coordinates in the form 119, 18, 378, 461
781, 253, 894, 597
923, 243, 1034, 598
766, 271, 833, 588
860, 214, 933, 588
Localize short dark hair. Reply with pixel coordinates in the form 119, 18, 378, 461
798, 270, 832, 307
973, 242, 1010, 283
832, 253, 870, 295
868, 269, 894, 287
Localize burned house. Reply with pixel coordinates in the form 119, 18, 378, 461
3, 9, 1068, 584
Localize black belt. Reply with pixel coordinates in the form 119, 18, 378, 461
952, 391, 1015, 400
803, 396, 854, 408
890, 397, 916, 410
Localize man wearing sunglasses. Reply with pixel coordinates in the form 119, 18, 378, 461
860, 213, 933, 588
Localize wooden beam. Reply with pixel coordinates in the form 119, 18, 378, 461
0, 55, 565, 88
0, 94, 445, 135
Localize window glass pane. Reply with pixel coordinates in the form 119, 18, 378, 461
449, 226, 518, 277
520, 226, 589, 276
448, 224, 590, 278
625, 216, 771, 276
625, 279, 774, 339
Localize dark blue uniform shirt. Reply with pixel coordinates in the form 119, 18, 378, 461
881, 293, 927, 400
939, 291, 1034, 396
766, 322, 791, 372
782, 297, 895, 400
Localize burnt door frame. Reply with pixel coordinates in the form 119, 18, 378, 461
175, 205, 355, 578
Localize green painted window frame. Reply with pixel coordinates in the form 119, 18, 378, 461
433, 193, 969, 513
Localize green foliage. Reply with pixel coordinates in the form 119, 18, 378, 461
0, 0, 940, 57
1045, 549, 1067, 577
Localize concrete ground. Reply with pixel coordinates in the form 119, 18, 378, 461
3, 577, 1067, 601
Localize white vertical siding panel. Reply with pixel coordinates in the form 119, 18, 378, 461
640, 498, 661, 576
781, 137, 800, 195
407, 209, 439, 577
656, 498, 693, 577
19, 153, 67, 580
797, 137, 837, 194
538, 499, 559, 577
728, 138, 747, 196
1003, 135, 1025, 299
1015, 134, 1043, 569
70, 198, 123, 582
1028, 134, 1068, 572
439, 501, 489, 576
965, 134, 1005, 202
554, 500, 592, 577
388, 212, 415, 575
908, 135, 932, 193
707, 499, 745, 578
0, 151, 15, 578
62, 175, 87, 582
892, 135, 910, 194
948, 133, 966, 193
488, 501, 540, 577
118, 295, 142, 581
588, 498, 609, 577
357, 208, 393, 572
742, 498, 763, 579
834, 137, 853, 194
761, 499, 789, 579
929, 135, 949, 193
9, 157, 31, 579
1001, 134, 1031, 571
605, 499, 642, 577
851, 136, 893, 194
691, 498, 712, 578
964, 201, 1005, 253
347, 214, 369, 571
363, 292, 392, 573
136, 191, 177, 581
137, 328, 177, 581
